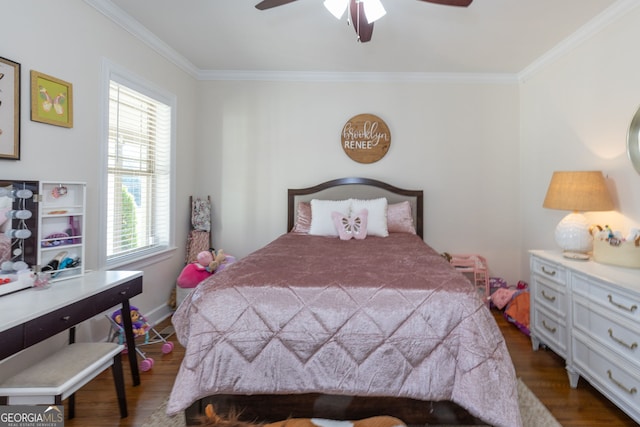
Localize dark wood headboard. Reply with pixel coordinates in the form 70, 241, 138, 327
287, 177, 424, 238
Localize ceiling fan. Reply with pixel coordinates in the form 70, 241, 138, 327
255, 0, 473, 43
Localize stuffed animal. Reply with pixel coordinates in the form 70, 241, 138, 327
111, 305, 147, 337
198, 249, 227, 273
200, 404, 407, 427
177, 249, 232, 289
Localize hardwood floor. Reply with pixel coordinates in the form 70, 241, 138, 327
497, 311, 637, 427
63, 310, 638, 427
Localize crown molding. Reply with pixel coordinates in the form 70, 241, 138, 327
84, 0, 200, 78
518, 0, 640, 82
196, 69, 519, 84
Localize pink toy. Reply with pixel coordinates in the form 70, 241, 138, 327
177, 249, 235, 289
197, 251, 215, 271
176, 263, 213, 289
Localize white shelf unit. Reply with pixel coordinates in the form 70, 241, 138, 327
37, 182, 86, 282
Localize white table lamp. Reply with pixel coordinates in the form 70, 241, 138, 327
543, 171, 614, 258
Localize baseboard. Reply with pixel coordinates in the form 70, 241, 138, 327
143, 304, 175, 327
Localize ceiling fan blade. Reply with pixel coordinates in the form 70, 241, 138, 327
419, 0, 473, 7
255, 0, 298, 10
349, 0, 374, 42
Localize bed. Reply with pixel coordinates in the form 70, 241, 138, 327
167, 177, 522, 427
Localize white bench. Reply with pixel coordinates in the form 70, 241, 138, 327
0, 342, 127, 419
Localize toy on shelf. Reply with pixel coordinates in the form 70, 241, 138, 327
106, 305, 174, 372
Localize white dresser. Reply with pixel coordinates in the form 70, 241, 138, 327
530, 250, 640, 424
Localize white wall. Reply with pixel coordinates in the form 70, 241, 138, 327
0, 0, 198, 354
197, 80, 523, 284
520, 5, 640, 273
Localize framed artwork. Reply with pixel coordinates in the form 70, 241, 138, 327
0, 56, 20, 160
30, 70, 73, 128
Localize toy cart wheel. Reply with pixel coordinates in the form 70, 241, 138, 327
140, 357, 154, 371
162, 341, 174, 354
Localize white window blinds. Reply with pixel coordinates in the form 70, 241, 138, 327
106, 80, 171, 266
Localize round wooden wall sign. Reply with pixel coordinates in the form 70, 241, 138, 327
341, 113, 391, 164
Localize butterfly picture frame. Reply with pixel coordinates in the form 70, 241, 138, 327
30, 70, 73, 128
0, 56, 20, 160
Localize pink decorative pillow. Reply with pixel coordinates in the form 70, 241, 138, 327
387, 201, 416, 234
176, 263, 213, 289
492, 287, 518, 310
291, 202, 311, 233
332, 209, 368, 240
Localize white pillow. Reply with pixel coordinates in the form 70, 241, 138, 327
350, 198, 388, 237
309, 199, 352, 236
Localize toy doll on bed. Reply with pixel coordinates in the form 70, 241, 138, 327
176, 249, 235, 289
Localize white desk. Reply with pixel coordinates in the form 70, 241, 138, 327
0, 270, 143, 385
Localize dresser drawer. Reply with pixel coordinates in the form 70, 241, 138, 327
531, 256, 567, 286
572, 334, 640, 420
532, 306, 568, 356
572, 273, 640, 323
532, 276, 567, 315
573, 297, 640, 366
24, 300, 94, 346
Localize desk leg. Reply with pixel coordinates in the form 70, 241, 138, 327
120, 299, 141, 386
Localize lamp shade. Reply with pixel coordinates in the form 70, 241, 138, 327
543, 171, 614, 256
543, 171, 613, 212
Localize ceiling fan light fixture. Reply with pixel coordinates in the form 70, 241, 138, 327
362, 0, 386, 23
257, 0, 471, 43
324, 0, 349, 19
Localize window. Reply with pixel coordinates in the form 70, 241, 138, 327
101, 61, 175, 268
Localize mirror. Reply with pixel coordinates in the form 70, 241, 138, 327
628, 106, 640, 175
0, 180, 39, 273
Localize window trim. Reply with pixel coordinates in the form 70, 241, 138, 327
99, 58, 177, 270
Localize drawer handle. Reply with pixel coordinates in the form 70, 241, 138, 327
607, 295, 638, 313
541, 290, 556, 302
61, 315, 71, 321
120, 291, 127, 295
542, 320, 556, 333
607, 370, 638, 395
541, 266, 556, 276
608, 329, 638, 350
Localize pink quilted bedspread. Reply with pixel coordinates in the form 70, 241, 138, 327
168, 233, 522, 427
